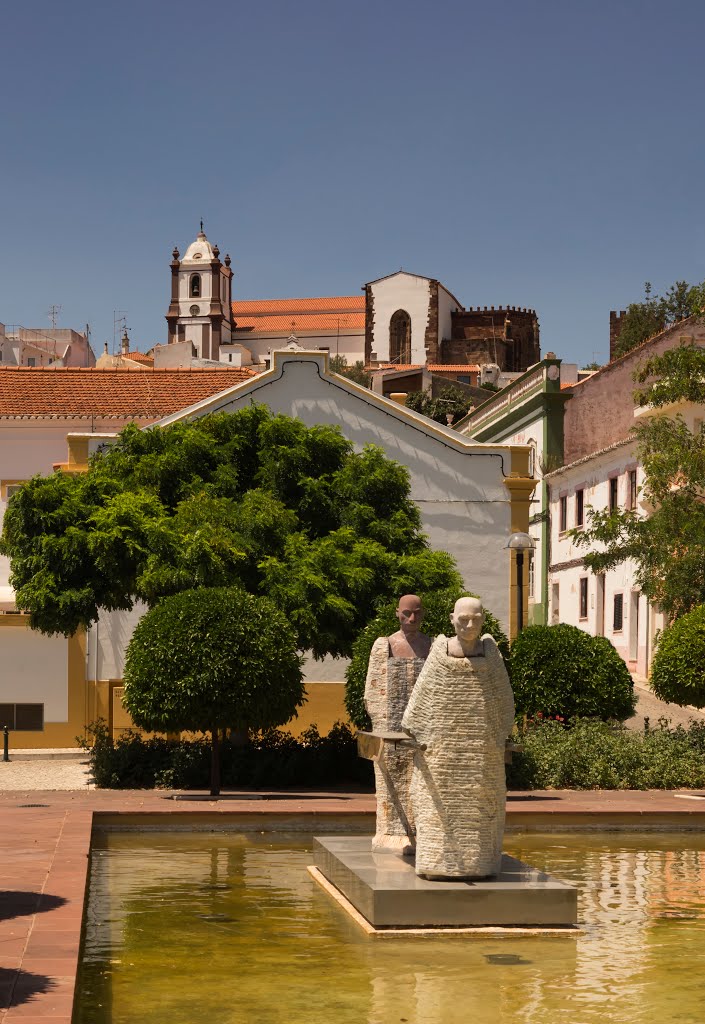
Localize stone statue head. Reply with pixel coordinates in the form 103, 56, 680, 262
396, 594, 424, 636
450, 596, 484, 646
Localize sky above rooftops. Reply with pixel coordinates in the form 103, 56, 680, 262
2, 0, 705, 366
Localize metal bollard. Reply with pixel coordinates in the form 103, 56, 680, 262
3, 725, 8, 762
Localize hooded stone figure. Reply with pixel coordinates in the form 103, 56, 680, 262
401, 596, 514, 879
364, 595, 432, 854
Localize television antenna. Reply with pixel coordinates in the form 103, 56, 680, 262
113, 311, 127, 355
47, 305, 62, 329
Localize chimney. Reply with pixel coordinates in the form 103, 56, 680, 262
121, 331, 130, 357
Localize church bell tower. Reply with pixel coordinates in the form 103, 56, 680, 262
165, 224, 234, 360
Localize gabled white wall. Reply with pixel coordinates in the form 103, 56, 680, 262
155, 351, 524, 626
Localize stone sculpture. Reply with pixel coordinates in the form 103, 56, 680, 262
401, 596, 514, 879
364, 595, 432, 854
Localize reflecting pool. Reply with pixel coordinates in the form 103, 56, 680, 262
75, 831, 705, 1024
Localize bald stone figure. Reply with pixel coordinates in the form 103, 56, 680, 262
402, 596, 515, 879
364, 595, 432, 854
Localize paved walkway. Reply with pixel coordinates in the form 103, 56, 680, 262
628, 681, 705, 731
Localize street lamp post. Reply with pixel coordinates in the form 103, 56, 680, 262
505, 532, 535, 636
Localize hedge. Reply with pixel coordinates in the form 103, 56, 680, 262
507, 717, 705, 790
81, 720, 373, 790
651, 605, 705, 709
510, 623, 636, 722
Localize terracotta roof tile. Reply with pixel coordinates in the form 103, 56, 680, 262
370, 364, 479, 373
0, 367, 256, 421
428, 364, 480, 373
369, 364, 424, 372
234, 312, 365, 333
233, 296, 364, 316
126, 351, 155, 367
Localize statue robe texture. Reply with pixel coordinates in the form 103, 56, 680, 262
401, 634, 514, 879
364, 637, 425, 851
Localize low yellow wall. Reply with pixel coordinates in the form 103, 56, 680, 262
283, 683, 350, 737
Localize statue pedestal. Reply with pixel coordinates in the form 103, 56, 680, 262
312, 836, 578, 931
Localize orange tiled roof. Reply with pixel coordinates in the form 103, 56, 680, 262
233, 296, 364, 316
428, 364, 480, 373
370, 364, 479, 373
234, 312, 365, 333
369, 364, 423, 372
0, 367, 256, 421
125, 351, 155, 367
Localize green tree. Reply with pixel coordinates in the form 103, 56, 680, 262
573, 342, 705, 620
614, 280, 705, 358
650, 605, 705, 709
329, 354, 372, 388
122, 587, 304, 794
0, 407, 461, 656
405, 384, 475, 425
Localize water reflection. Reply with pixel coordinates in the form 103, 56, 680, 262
76, 832, 705, 1024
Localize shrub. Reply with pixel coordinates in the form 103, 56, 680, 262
510, 624, 636, 722
81, 719, 373, 790
344, 588, 509, 728
507, 717, 705, 790
122, 586, 305, 794
651, 606, 705, 708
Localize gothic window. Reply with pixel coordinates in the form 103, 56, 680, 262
190, 274, 201, 298
389, 309, 411, 364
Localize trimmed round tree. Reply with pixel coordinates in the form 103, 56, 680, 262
651, 606, 705, 708
122, 587, 304, 795
344, 589, 510, 729
510, 623, 636, 722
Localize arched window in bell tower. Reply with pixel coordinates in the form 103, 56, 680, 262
190, 274, 201, 298
389, 309, 411, 363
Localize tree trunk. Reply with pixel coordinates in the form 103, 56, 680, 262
210, 726, 221, 797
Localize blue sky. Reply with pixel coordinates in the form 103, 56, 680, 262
2, 0, 705, 364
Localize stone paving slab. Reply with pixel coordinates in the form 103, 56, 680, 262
1, 788, 705, 1022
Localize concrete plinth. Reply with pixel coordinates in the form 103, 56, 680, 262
313, 836, 578, 929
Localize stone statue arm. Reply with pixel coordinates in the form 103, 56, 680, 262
482, 635, 515, 738
364, 636, 390, 723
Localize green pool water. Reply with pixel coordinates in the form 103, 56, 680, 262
75, 830, 705, 1024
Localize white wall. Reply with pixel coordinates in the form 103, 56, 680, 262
233, 331, 365, 366
437, 284, 461, 342
370, 274, 432, 364
0, 626, 68, 720
86, 604, 149, 680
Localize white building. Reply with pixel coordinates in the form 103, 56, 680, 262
0, 365, 256, 747
2, 348, 534, 747
0, 324, 95, 368
228, 295, 365, 367
546, 372, 705, 679
545, 438, 657, 678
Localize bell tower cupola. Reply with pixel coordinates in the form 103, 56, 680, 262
165, 223, 234, 360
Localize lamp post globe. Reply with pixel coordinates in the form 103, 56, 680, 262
505, 532, 535, 635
